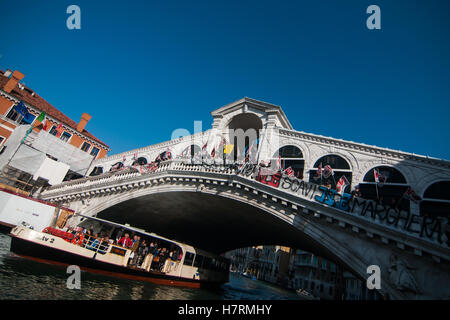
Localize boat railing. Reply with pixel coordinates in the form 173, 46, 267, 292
79, 234, 111, 255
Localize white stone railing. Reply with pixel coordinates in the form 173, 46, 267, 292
42, 160, 236, 197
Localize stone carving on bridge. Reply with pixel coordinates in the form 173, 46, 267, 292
388, 254, 421, 294
81, 198, 91, 211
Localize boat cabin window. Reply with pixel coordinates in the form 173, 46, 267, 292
183, 252, 195, 266
202, 256, 212, 270
193, 254, 204, 268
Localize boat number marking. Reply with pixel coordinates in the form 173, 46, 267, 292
37, 235, 55, 244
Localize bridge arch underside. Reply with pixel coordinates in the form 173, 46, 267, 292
95, 191, 338, 261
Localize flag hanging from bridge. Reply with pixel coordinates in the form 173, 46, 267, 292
180, 145, 191, 158
374, 169, 388, 187
284, 167, 295, 178
224, 144, 234, 154
276, 155, 282, 170
336, 175, 350, 195
323, 165, 333, 179
403, 187, 422, 203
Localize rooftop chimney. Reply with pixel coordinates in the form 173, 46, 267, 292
77, 112, 92, 132
3, 70, 25, 93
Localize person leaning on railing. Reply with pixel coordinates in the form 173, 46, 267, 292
117, 233, 133, 248
87, 233, 100, 250
72, 231, 84, 246
97, 236, 111, 254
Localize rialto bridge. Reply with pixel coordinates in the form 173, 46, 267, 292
39, 98, 450, 299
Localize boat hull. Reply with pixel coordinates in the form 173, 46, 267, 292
10, 233, 224, 289
0, 221, 14, 234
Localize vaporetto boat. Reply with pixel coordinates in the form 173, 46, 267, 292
8, 215, 230, 288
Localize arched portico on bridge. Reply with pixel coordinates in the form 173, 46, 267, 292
421, 180, 450, 218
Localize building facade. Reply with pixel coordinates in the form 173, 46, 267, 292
288, 249, 342, 299
0, 68, 110, 191
227, 245, 291, 286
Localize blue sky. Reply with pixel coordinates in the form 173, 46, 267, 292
0, 0, 449, 160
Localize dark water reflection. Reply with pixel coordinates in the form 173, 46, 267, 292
0, 234, 302, 300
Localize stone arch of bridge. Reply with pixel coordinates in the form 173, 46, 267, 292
75, 185, 400, 299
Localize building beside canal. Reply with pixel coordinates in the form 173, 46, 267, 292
227, 245, 291, 285
288, 249, 342, 299
0, 68, 110, 193
228, 245, 381, 300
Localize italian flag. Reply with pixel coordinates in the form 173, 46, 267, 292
36, 112, 45, 123
34, 112, 48, 130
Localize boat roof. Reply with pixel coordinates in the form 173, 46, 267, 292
76, 214, 196, 252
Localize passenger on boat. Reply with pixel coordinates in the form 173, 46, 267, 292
72, 232, 84, 246
158, 248, 169, 272
135, 240, 148, 267
114, 229, 124, 244
149, 242, 158, 254
140, 242, 155, 271
164, 249, 178, 273
118, 233, 133, 248
151, 253, 160, 271
85, 226, 95, 236
131, 235, 140, 250
88, 233, 100, 251
98, 236, 110, 254
150, 246, 163, 271
63, 228, 74, 242
128, 235, 141, 266
162, 249, 173, 272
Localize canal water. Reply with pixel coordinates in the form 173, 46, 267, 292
0, 234, 302, 300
